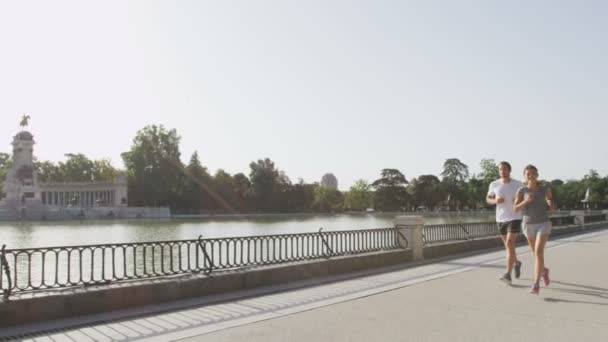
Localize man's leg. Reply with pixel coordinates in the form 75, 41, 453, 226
498, 223, 512, 284
505, 232, 518, 274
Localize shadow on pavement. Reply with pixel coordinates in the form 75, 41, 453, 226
544, 297, 608, 306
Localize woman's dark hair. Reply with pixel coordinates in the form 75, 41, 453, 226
524, 164, 538, 175
498, 161, 511, 171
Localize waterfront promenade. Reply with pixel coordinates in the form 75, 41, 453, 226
2, 227, 607, 341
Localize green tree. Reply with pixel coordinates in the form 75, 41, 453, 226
34, 160, 60, 183
121, 125, 184, 208
232, 172, 252, 211
92, 159, 117, 181
60, 153, 95, 181
464, 176, 486, 210
0, 152, 11, 198
372, 169, 409, 211
344, 180, 372, 211
409, 175, 444, 210
212, 169, 240, 213
248, 158, 292, 212
313, 186, 344, 212
287, 179, 316, 212
182, 151, 216, 213
581, 170, 607, 209
479, 158, 499, 183
441, 158, 469, 210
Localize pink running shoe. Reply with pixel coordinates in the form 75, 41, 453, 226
530, 283, 540, 295
542, 268, 550, 287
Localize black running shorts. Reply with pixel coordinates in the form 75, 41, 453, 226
497, 219, 522, 235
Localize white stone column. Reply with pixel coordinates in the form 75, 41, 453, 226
395, 215, 425, 261
571, 210, 585, 229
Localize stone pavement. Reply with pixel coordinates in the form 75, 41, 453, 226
3, 228, 608, 342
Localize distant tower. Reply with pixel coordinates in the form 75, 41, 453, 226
320, 173, 338, 189
0, 115, 44, 218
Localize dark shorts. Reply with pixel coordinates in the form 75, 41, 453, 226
497, 220, 522, 235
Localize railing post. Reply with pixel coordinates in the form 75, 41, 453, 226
395, 216, 424, 261
571, 210, 585, 230
1, 244, 12, 300
603, 210, 608, 222
197, 235, 215, 275
459, 220, 471, 240
318, 228, 333, 259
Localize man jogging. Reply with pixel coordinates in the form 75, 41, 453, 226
486, 161, 523, 284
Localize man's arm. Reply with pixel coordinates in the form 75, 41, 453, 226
486, 183, 501, 205
486, 192, 497, 206
545, 189, 555, 212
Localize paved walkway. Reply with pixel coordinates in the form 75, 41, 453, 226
3, 228, 608, 342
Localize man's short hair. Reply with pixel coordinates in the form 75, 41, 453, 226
498, 161, 512, 171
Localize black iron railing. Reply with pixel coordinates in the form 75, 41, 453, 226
584, 214, 606, 224
422, 222, 497, 245
2, 214, 605, 298
421, 215, 603, 246
0, 227, 405, 298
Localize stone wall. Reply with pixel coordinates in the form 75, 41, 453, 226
0, 206, 171, 221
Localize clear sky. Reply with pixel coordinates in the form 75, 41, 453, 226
1, 0, 607, 189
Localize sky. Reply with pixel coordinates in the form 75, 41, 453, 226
1, 0, 607, 189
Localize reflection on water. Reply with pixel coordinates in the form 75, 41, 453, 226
0, 213, 495, 249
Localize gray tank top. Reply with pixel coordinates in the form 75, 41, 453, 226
518, 186, 549, 224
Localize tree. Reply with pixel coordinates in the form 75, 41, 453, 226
409, 175, 444, 210
232, 173, 252, 211
479, 158, 499, 183
582, 169, 607, 208
92, 159, 117, 181
441, 158, 470, 183
60, 153, 96, 182
33, 154, 117, 184
344, 180, 372, 211
182, 151, 222, 213
121, 125, 184, 208
441, 158, 469, 210
464, 176, 486, 210
0, 152, 11, 198
313, 186, 344, 212
288, 179, 316, 212
249, 158, 283, 212
372, 169, 409, 211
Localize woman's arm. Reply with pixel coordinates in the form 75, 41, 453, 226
514, 190, 532, 211
513, 190, 525, 211
545, 188, 555, 212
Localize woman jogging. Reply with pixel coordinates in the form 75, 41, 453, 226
514, 165, 554, 295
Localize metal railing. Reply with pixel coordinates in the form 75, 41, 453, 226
421, 215, 601, 246
584, 214, 607, 224
2, 214, 606, 298
0, 227, 405, 298
422, 222, 497, 245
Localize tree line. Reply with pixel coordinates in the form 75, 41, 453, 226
1, 125, 607, 212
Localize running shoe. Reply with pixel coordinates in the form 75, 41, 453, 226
530, 283, 540, 295
514, 261, 522, 279
499, 273, 512, 285
542, 268, 550, 287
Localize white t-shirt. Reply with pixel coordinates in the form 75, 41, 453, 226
487, 179, 523, 223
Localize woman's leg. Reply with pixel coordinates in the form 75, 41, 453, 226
534, 234, 549, 285
527, 235, 536, 255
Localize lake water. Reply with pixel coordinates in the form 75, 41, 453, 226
0, 213, 495, 249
